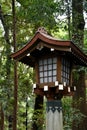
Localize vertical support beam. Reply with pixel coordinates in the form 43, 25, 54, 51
46, 100, 63, 130
57, 57, 62, 83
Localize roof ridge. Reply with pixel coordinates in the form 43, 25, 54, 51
36, 27, 48, 34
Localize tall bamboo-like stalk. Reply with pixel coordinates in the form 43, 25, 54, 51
12, 0, 18, 130
66, 0, 71, 39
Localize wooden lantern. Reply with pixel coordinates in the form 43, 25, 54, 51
11, 27, 87, 99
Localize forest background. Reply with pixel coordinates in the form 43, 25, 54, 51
0, 0, 87, 130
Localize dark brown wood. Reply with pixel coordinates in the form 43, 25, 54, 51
33, 84, 75, 99
0, 104, 4, 130
11, 30, 87, 67
35, 62, 39, 83
38, 82, 55, 88
13, 61, 18, 130
57, 56, 62, 82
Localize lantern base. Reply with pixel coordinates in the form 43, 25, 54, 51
46, 100, 63, 130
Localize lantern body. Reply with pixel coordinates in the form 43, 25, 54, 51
35, 53, 72, 89
11, 27, 87, 96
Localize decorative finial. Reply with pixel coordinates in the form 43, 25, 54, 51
36, 27, 47, 34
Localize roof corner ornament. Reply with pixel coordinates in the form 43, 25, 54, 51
36, 27, 48, 34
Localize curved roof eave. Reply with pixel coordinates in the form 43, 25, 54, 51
11, 31, 71, 60
11, 31, 87, 66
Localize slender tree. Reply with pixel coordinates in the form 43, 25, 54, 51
66, 0, 71, 39
72, 0, 87, 130
72, 0, 85, 47
0, 103, 4, 130
12, 0, 18, 130
0, 4, 12, 130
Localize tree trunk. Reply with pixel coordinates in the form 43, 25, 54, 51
72, 0, 87, 130
32, 95, 43, 130
72, 71, 87, 130
66, 0, 71, 39
12, 0, 18, 130
72, 0, 85, 47
0, 104, 4, 130
0, 4, 12, 130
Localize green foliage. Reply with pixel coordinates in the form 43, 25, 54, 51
32, 109, 44, 129
0, 0, 87, 129
0, 0, 12, 14
17, 96, 35, 130
18, 63, 34, 97
32, 101, 46, 130
84, 0, 87, 12
62, 97, 86, 130
17, 63, 35, 129
17, 0, 57, 26
84, 30, 87, 53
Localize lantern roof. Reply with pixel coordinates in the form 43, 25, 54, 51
11, 27, 87, 67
